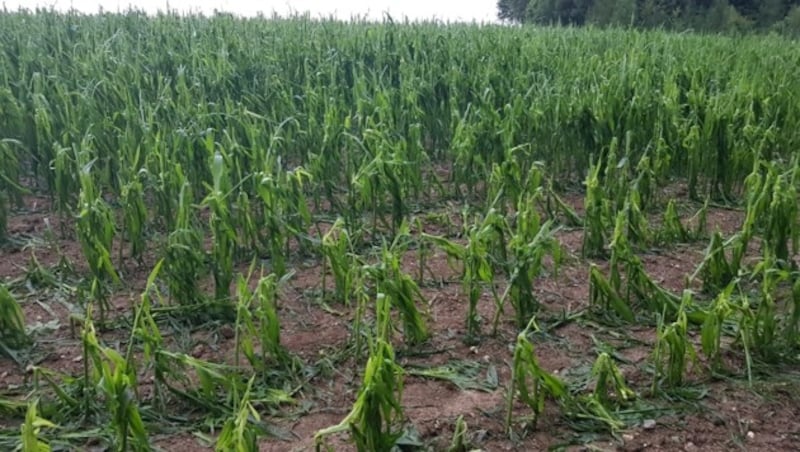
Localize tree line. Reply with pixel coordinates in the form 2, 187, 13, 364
497, 0, 800, 34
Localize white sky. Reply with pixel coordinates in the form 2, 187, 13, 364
2, 0, 500, 23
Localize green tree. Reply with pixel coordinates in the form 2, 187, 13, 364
497, 0, 531, 22
496, 0, 798, 31
587, 0, 637, 26
526, 0, 592, 25
704, 0, 751, 31
775, 5, 800, 35
757, 0, 788, 27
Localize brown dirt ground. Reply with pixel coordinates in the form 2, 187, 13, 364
2, 188, 800, 452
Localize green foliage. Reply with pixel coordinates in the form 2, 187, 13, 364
204, 149, 237, 302
587, 0, 636, 26
506, 318, 568, 433
447, 415, 469, 452
235, 271, 297, 374
20, 399, 56, 452
215, 377, 261, 452
0, 284, 28, 357
364, 226, 430, 346
75, 146, 118, 322
589, 264, 634, 322
651, 295, 698, 390
503, 194, 562, 328
315, 293, 406, 452
591, 352, 636, 405
658, 199, 690, 244
321, 219, 359, 305
119, 173, 147, 265
700, 282, 736, 371
499, 0, 796, 33
423, 213, 501, 344
82, 310, 149, 451
162, 166, 226, 320
776, 6, 800, 36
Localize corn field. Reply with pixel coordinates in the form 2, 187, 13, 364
2, 8, 800, 451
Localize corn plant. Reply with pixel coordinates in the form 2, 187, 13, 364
315, 293, 406, 452
565, 352, 635, 434
628, 260, 699, 323
149, 144, 179, 233
450, 105, 483, 199
81, 306, 149, 451
320, 218, 359, 305
760, 161, 799, 265
233, 190, 260, 257
118, 171, 147, 266
128, 260, 167, 409
594, 207, 701, 323
632, 152, 656, 211
52, 145, 79, 233
591, 352, 636, 406
0, 137, 23, 242
738, 250, 799, 366
506, 317, 568, 434
543, 179, 583, 227
162, 166, 212, 319
785, 276, 800, 352
623, 189, 652, 247
20, 399, 56, 452
234, 270, 297, 374
657, 199, 690, 244
423, 218, 498, 344
694, 231, 736, 293
608, 207, 632, 293
85, 335, 149, 451
602, 136, 633, 215
0, 284, 28, 359
349, 274, 372, 362
153, 349, 289, 418
700, 281, 736, 372
363, 226, 429, 346
750, 261, 781, 363
446, 415, 469, 452
350, 137, 408, 237
582, 156, 610, 258
502, 195, 562, 328
215, 376, 260, 452
254, 164, 312, 277
486, 147, 542, 213
75, 146, 118, 323
589, 264, 634, 322
651, 293, 698, 390
203, 150, 237, 302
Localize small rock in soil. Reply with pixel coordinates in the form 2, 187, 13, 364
643, 419, 657, 430
472, 429, 488, 442
219, 324, 234, 339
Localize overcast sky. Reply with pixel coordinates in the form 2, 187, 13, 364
3, 1, 500, 22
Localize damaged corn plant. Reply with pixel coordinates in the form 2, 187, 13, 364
1, 7, 800, 452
